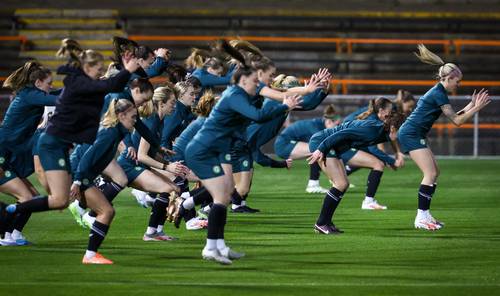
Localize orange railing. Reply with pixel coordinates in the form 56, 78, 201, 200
344, 38, 451, 54
0, 35, 28, 48
331, 79, 500, 94
129, 35, 345, 53
454, 39, 500, 55
129, 35, 500, 55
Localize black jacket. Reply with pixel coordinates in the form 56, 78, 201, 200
46, 64, 131, 144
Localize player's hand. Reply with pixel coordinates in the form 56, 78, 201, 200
126, 147, 137, 160
285, 158, 293, 169
283, 94, 302, 110
70, 183, 81, 202
307, 150, 324, 165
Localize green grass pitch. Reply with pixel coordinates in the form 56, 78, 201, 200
1, 159, 499, 296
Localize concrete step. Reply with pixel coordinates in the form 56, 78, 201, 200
19, 18, 118, 30
28, 39, 113, 51
20, 50, 114, 60
19, 29, 126, 40
15, 9, 118, 18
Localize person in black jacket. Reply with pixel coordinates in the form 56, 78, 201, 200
5, 43, 139, 219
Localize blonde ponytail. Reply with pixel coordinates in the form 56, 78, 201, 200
138, 100, 154, 118
101, 99, 135, 128
415, 44, 462, 80
184, 48, 212, 69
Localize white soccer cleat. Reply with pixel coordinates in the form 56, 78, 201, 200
428, 213, 445, 228
185, 217, 208, 230
219, 247, 245, 260
361, 199, 388, 210
306, 185, 329, 194
131, 189, 149, 208
414, 216, 442, 231
202, 248, 232, 265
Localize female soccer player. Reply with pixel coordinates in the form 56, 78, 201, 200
185, 53, 301, 264
274, 105, 341, 194
0, 61, 58, 245
116, 86, 187, 241
71, 99, 137, 264
398, 44, 490, 230
307, 97, 405, 234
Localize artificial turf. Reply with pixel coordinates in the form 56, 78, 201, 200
1, 159, 499, 296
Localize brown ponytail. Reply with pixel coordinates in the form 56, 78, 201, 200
193, 89, 218, 117
2, 61, 51, 92
56, 38, 82, 59
357, 97, 392, 120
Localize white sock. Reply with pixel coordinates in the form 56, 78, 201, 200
205, 239, 217, 250
417, 209, 428, 219
85, 250, 96, 259
11, 229, 23, 240
157, 225, 164, 233
132, 189, 147, 198
144, 195, 155, 203
83, 212, 96, 225
4, 232, 12, 240
146, 227, 156, 235
183, 197, 195, 210
308, 180, 320, 187
364, 196, 374, 203
216, 239, 227, 250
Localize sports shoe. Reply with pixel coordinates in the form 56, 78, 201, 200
197, 208, 209, 219
361, 199, 387, 210
202, 248, 232, 265
12, 233, 32, 246
306, 185, 329, 194
132, 189, 148, 208
82, 253, 113, 265
68, 202, 86, 228
185, 217, 208, 230
428, 213, 445, 227
414, 216, 442, 231
143, 231, 176, 241
219, 247, 245, 260
231, 205, 259, 213
82, 212, 95, 229
242, 205, 260, 213
0, 237, 17, 246
314, 224, 343, 235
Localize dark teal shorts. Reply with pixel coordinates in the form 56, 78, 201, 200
339, 148, 358, 163
397, 124, 428, 154
274, 136, 297, 159
185, 141, 227, 180
35, 132, 72, 172
117, 155, 146, 184
308, 133, 339, 159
